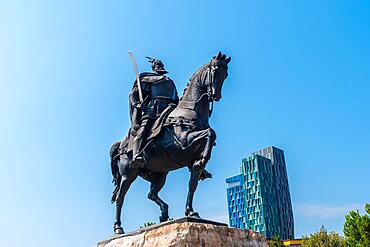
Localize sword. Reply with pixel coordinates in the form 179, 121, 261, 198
128, 50, 143, 102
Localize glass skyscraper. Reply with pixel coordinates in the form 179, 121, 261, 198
226, 174, 245, 228
226, 146, 294, 240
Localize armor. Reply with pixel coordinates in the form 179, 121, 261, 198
129, 59, 179, 168
150, 78, 178, 100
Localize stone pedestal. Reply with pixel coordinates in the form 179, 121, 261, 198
96, 217, 268, 247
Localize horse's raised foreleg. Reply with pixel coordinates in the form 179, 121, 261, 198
193, 128, 216, 171
114, 160, 139, 234
147, 172, 169, 222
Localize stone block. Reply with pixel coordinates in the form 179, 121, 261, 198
96, 217, 268, 247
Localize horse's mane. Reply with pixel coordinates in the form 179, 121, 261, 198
180, 62, 210, 99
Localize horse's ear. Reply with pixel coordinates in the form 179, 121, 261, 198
225, 56, 231, 64
216, 51, 222, 59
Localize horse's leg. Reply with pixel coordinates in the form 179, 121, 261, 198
147, 172, 169, 222
114, 160, 139, 234
185, 168, 203, 217
193, 128, 216, 171
185, 128, 217, 217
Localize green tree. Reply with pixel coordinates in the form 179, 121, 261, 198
269, 235, 284, 247
301, 226, 345, 247
343, 203, 370, 247
140, 222, 156, 228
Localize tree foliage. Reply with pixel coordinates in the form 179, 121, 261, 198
343, 203, 370, 247
269, 235, 284, 247
301, 226, 345, 247
140, 222, 156, 228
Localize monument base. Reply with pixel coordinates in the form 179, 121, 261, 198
96, 217, 268, 247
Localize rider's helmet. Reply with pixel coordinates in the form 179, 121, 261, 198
146, 57, 168, 75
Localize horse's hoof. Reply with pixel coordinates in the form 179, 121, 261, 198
185, 209, 191, 217
159, 215, 169, 223
185, 209, 201, 218
114, 227, 124, 234
188, 212, 201, 218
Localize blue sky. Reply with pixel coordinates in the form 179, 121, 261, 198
1, 0, 369, 246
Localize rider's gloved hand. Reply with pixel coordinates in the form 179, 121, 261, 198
131, 123, 140, 136
134, 102, 142, 110
133, 123, 140, 131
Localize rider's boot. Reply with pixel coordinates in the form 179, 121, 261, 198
132, 136, 146, 168
131, 118, 154, 168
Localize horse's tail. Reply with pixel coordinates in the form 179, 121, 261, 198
110, 140, 122, 203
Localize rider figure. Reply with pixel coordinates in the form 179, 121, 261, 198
130, 57, 179, 168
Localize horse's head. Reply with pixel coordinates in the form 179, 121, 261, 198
207, 52, 231, 102
181, 52, 231, 106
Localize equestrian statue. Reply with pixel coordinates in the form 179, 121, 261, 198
109, 51, 231, 234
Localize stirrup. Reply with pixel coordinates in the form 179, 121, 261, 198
131, 155, 145, 168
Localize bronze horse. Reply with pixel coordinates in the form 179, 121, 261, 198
110, 52, 231, 234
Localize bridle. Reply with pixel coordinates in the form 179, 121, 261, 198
206, 64, 215, 117
192, 63, 216, 117
177, 62, 219, 118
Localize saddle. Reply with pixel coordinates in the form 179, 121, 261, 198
122, 104, 176, 154
147, 103, 176, 140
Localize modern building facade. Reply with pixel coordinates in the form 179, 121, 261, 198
226, 174, 245, 228
226, 146, 294, 240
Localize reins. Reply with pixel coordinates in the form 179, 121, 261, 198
177, 64, 215, 118
207, 66, 214, 117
